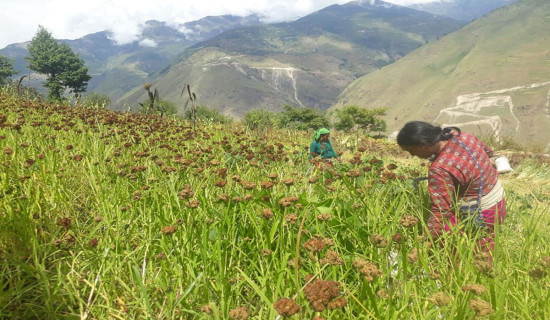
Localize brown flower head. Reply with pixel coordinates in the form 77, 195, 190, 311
185, 199, 200, 208
261, 249, 272, 256
370, 234, 388, 248
400, 215, 419, 227
279, 196, 299, 208
261, 181, 275, 189
200, 304, 213, 315
392, 232, 406, 243
540, 256, 550, 269
316, 213, 332, 221
273, 298, 300, 317
320, 250, 343, 266
528, 268, 547, 280
353, 259, 382, 282
217, 168, 228, 178
161, 226, 177, 235
428, 292, 451, 306
56, 217, 71, 229
304, 279, 345, 312
358, 262, 382, 282
308, 175, 319, 183
267, 172, 278, 180
377, 289, 389, 299
351, 203, 363, 209
473, 252, 495, 276
178, 187, 194, 199
259, 208, 274, 219
241, 181, 256, 190
214, 180, 227, 187
217, 193, 230, 202
346, 169, 362, 178
285, 214, 298, 224
282, 178, 296, 186
407, 248, 419, 263
469, 298, 494, 316
303, 238, 327, 253
88, 238, 99, 248
461, 284, 488, 295
228, 306, 250, 320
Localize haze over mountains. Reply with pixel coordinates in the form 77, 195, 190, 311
410, 0, 517, 21
1, 14, 264, 98
118, 0, 463, 115
334, 0, 550, 150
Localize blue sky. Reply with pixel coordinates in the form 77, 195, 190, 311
0, 0, 437, 49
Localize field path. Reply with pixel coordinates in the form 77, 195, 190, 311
434, 81, 550, 141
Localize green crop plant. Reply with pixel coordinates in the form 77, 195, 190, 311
0, 88, 549, 319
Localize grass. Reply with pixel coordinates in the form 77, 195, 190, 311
0, 87, 549, 319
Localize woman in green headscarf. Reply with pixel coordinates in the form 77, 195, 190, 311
310, 128, 339, 168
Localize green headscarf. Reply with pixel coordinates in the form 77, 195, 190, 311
313, 128, 330, 141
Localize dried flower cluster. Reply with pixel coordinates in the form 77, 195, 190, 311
428, 292, 451, 306
353, 259, 382, 282
304, 279, 347, 312
461, 284, 488, 295
400, 215, 419, 227
469, 298, 494, 316
273, 298, 300, 317
228, 306, 250, 320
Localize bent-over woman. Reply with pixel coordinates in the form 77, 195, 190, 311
396, 121, 506, 256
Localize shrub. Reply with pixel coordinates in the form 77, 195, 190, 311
243, 109, 277, 129
184, 105, 232, 124
81, 92, 111, 109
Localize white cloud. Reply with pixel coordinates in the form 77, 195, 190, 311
0, 0, 439, 48
139, 38, 158, 48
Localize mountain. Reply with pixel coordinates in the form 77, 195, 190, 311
0, 14, 263, 99
117, 0, 464, 116
332, 0, 550, 151
410, 0, 518, 21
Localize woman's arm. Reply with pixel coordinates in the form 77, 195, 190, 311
310, 142, 321, 159
427, 167, 456, 237
478, 140, 494, 158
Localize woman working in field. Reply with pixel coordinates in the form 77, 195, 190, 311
396, 121, 506, 256
309, 128, 340, 169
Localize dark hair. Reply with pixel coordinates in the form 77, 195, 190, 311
396, 121, 461, 146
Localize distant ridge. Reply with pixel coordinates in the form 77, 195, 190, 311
116, 0, 463, 116
333, 0, 550, 151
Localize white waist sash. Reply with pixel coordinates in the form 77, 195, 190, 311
461, 179, 505, 211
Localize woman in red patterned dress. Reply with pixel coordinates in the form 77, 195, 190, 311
396, 121, 506, 256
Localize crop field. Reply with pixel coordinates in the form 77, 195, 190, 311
0, 87, 549, 319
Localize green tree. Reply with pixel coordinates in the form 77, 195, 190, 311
277, 105, 329, 130
333, 105, 387, 136
25, 26, 91, 101
184, 105, 232, 124
82, 92, 111, 109
0, 55, 17, 85
243, 109, 277, 129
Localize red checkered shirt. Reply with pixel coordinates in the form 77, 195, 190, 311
427, 132, 498, 236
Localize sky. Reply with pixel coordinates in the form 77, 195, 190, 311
0, 0, 438, 49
